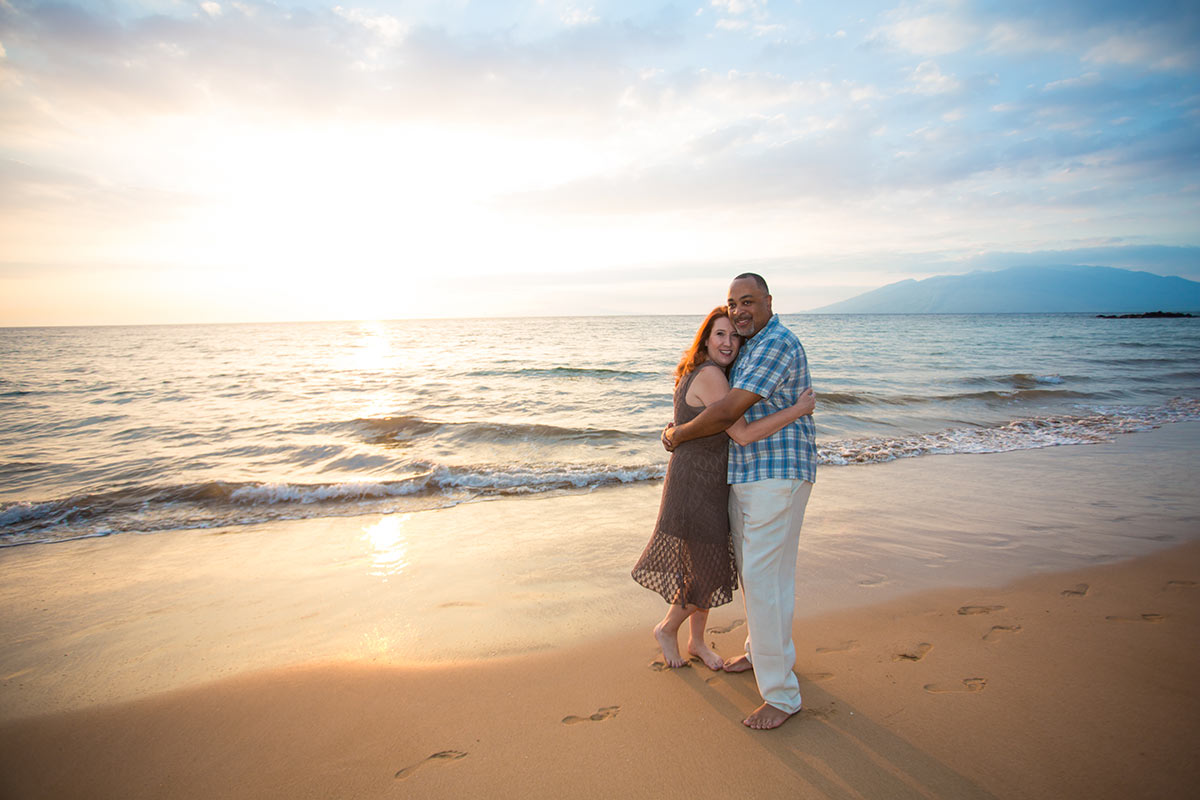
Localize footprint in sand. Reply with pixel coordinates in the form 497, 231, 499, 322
394, 750, 468, 780
562, 706, 620, 725
857, 576, 887, 587
1061, 584, 1089, 597
892, 643, 933, 662
924, 678, 987, 694
816, 640, 858, 654
957, 605, 1005, 616
1165, 580, 1197, 591
983, 625, 1022, 642
803, 672, 834, 682
707, 619, 745, 634
1105, 613, 1165, 623
438, 601, 482, 608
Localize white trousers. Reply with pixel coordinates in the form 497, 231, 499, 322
729, 478, 813, 715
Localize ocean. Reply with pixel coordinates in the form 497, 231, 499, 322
2, 313, 1198, 547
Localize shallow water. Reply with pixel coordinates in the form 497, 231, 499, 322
2, 313, 1198, 544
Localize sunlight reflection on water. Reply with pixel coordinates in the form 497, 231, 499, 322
362, 514, 411, 579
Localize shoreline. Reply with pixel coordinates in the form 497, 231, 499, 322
1, 540, 1197, 798
5, 394, 1197, 551
2, 422, 1198, 722
1, 422, 1199, 797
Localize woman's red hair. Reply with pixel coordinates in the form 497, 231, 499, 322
674, 307, 736, 386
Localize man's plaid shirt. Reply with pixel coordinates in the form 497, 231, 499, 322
727, 314, 818, 485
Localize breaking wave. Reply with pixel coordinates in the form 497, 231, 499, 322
820, 397, 1200, 465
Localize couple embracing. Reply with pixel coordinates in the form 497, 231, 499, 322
632, 272, 817, 731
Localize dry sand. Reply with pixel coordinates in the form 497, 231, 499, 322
2, 423, 1199, 798
2, 544, 1197, 799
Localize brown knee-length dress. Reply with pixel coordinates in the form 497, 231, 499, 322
632, 362, 738, 609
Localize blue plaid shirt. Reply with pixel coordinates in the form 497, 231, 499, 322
728, 314, 817, 484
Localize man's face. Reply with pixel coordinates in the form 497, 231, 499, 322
727, 278, 773, 338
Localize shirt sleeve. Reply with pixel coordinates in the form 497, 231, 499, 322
731, 337, 792, 399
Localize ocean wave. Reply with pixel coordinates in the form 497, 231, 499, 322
228, 479, 429, 504
819, 383, 1091, 408
464, 366, 660, 381
1089, 356, 1188, 366
942, 388, 1094, 403
0, 461, 49, 479
812, 391, 872, 406
432, 462, 661, 492
228, 463, 663, 505
348, 415, 637, 446
819, 397, 1200, 465
961, 373, 1070, 389
7, 399, 1198, 547
0, 462, 666, 546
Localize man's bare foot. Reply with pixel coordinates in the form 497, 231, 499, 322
653, 621, 686, 667
722, 654, 753, 673
687, 640, 723, 670
743, 702, 796, 730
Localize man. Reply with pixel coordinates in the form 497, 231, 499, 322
663, 273, 817, 730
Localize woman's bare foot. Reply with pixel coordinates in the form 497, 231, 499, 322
722, 654, 753, 673
653, 621, 686, 667
743, 702, 796, 730
687, 640, 723, 670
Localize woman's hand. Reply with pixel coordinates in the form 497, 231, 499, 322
661, 422, 676, 452
793, 387, 816, 418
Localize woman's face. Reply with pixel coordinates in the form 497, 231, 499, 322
706, 316, 741, 367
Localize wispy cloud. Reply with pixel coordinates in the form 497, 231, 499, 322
870, 11, 980, 56
0, 0, 1197, 323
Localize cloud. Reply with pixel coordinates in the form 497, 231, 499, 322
984, 19, 1068, 55
963, 245, 1200, 280
1042, 72, 1102, 92
332, 5, 410, 43
0, 0, 683, 130
870, 11, 980, 56
1, 0, 1197, 325
0, 156, 200, 216
984, 2, 1198, 73
0, 157, 101, 208
504, 73, 1197, 222
1084, 28, 1197, 72
0, 1, 372, 119
711, 0, 767, 15
7, 1, 1188, 211
560, 7, 600, 27
907, 61, 960, 95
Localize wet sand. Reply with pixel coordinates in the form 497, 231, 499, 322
1, 423, 1199, 798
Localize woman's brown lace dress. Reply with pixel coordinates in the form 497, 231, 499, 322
631, 363, 738, 609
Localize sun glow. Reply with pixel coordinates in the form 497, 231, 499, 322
362, 514, 411, 580
2, 0, 1194, 326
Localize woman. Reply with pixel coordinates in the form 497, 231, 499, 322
632, 308, 815, 670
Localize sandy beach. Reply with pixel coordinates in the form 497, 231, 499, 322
2, 423, 1199, 798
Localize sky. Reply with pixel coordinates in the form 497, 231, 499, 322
1, 0, 1198, 325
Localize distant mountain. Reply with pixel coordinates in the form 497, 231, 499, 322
811, 265, 1200, 314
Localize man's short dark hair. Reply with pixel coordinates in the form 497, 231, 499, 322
734, 272, 769, 294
